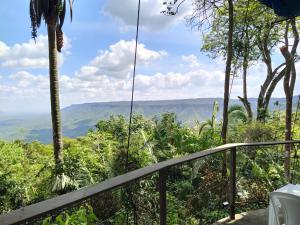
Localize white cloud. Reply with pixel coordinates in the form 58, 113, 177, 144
103, 0, 191, 31
4, 50, 226, 103
77, 40, 167, 80
10, 71, 48, 89
2, 40, 298, 113
182, 54, 201, 68
0, 42, 9, 57
0, 84, 17, 93
0, 35, 70, 69
0, 52, 218, 102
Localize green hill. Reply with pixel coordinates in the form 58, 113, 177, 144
0, 97, 296, 143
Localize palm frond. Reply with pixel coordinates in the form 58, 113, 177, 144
228, 104, 245, 114
29, 0, 74, 52
229, 110, 248, 123
29, 0, 38, 39
228, 104, 248, 122
69, 0, 74, 22
198, 121, 211, 136
29, 0, 50, 39
51, 173, 78, 194
58, 0, 66, 29
41, 0, 49, 19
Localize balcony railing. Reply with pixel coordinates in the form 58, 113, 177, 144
0, 140, 299, 225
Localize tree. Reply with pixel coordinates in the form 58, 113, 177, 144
29, 0, 73, 173
255, 22, 286, 122
280, 19, 299, 180
201, 0, 287, 122
164, 0, 235, 176
221, 0, 234, 146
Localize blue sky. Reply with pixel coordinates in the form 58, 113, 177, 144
0, 0, 299, 113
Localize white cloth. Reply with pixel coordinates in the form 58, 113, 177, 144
268, 184, 300, 225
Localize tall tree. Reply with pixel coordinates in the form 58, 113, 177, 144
29, 0, 73, 172
217, 0, 234, 176
280, 19, 299, 180
163, 0, 235, 175
220, 0, 234, 146
255, 21, 286, 122
201, 0, 286, 122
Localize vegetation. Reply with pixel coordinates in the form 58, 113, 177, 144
0, 110, 299, 224
166, 0, 300, 179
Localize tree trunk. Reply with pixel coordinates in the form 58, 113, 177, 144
282, 46, 293, 181
256, 29, 276, 122
257, 57, 272, 121
263, 66, 286, 110
221, 0, 234, 176
48, 22, 63, 171
256, 60, 286, 122
238, 52, 252, 121
281, 19, 299, 181
254, 24, 290, 122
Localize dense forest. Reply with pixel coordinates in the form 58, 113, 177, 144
1, 111, 300, 224
1, 0, 300, 224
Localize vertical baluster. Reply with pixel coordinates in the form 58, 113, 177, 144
229, 147, 237, 220
159, 169, 167, 225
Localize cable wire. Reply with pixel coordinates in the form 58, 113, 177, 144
125, 1, 141, 224
126, 0, 141, 172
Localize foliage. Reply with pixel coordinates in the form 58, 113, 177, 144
30, 0, 73, 43
229, 121, 281, 143
228, 105, 248, 123
42, 205, 98, 225
0, 141, 53, 212
0, 111, 299, 224
201, 0, 281, 69
200, 0, 288, 122
197, 101, 219, 135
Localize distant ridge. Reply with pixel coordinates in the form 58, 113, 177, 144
0, 97, 298, 143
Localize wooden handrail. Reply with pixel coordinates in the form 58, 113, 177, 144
0, 140, 299, 225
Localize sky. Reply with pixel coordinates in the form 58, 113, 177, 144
0, 0, 299, 113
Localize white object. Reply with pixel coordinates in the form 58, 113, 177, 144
268, 184, 300, 225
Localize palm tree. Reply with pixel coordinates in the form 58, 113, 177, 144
228, 105, 248, 123
197, 101, 219, 136
29, 0, 73, 173
197, 103, 247, 136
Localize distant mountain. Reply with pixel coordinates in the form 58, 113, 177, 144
0, 97, 298, 143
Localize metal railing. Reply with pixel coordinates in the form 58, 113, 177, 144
0, 140, 299, 225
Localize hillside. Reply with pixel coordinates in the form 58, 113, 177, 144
0, 97, 296, 143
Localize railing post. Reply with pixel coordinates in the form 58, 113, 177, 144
229, 147, 237, 220
159, 169, 167, 225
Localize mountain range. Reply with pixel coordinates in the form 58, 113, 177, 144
0, 97, 298, 143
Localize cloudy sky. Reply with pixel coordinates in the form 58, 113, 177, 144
0, 0, 298, 113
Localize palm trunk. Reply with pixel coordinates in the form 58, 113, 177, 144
48, 22, 63, 171
221, 0, 234, 176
